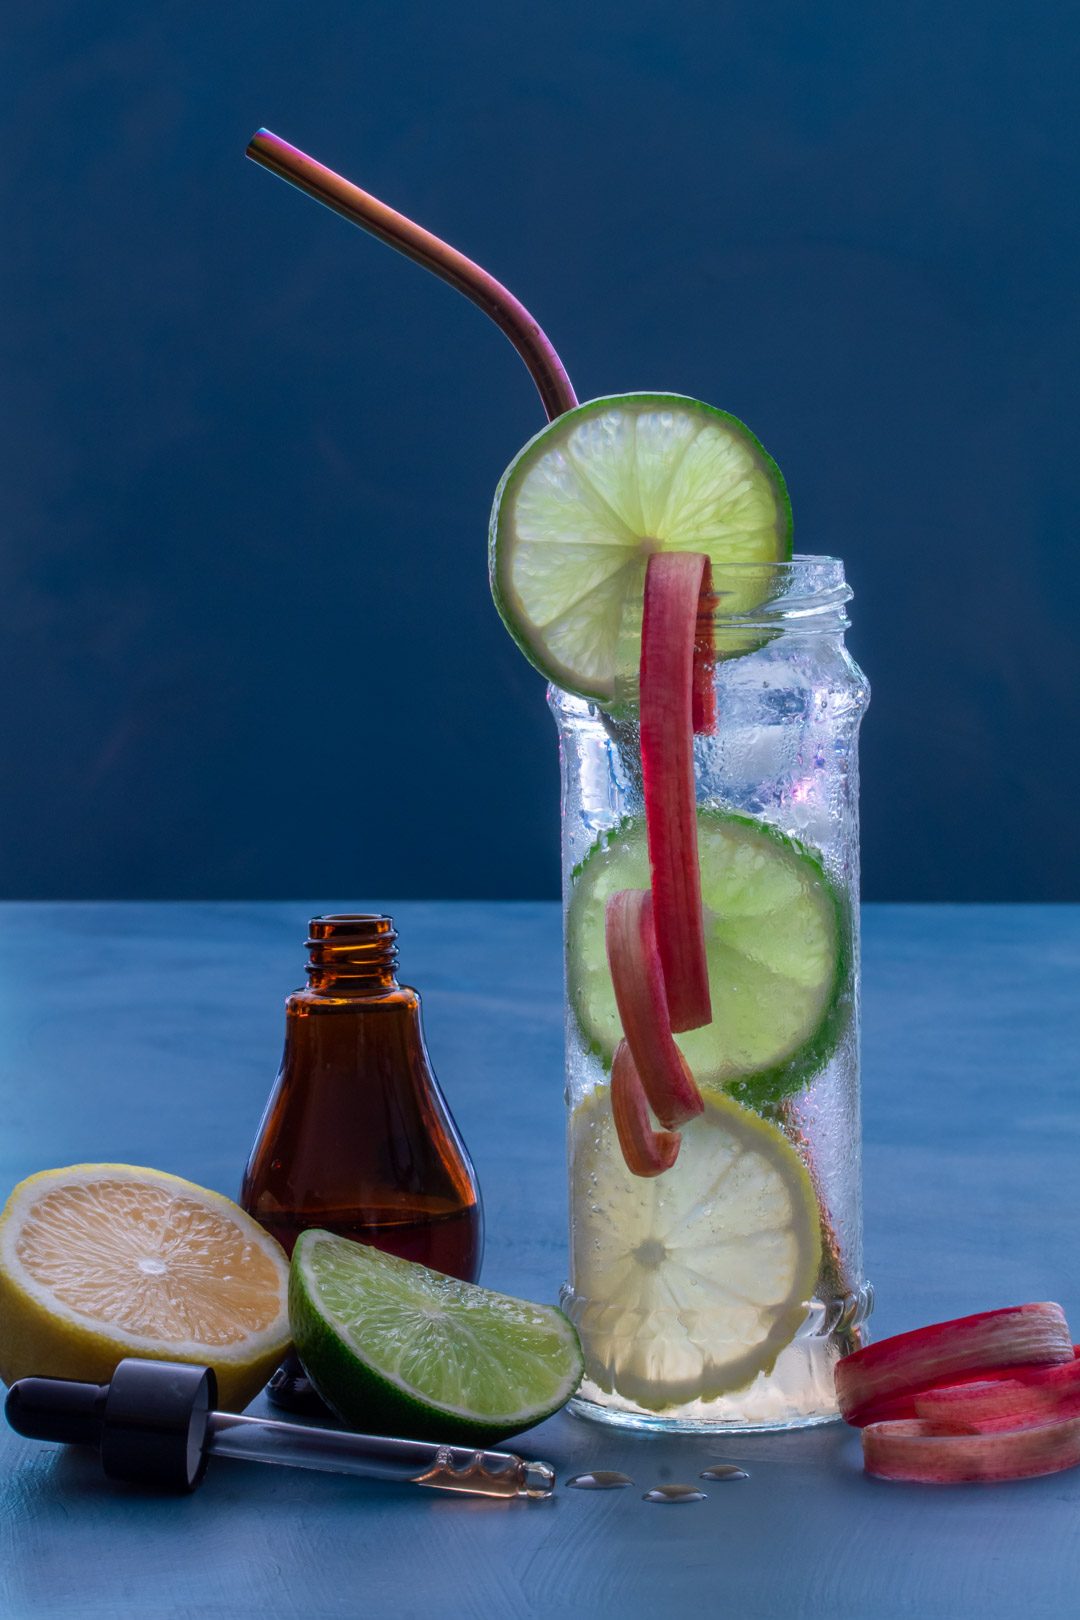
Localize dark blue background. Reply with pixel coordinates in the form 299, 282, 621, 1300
3, 2, 1077, 901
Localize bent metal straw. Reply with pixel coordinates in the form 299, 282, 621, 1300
246, 129, 577, 424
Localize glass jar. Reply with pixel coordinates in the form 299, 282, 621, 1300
553, 557, 871, 1432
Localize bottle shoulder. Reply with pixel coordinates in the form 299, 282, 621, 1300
285, 984, 420, 1015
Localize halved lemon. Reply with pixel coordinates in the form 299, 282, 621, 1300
0, 1164, 290, 1410
568, 1090, 821, 1410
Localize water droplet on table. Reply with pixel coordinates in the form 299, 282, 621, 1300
700, 1463, 749, 1481
566, 1470, 633, 1490
643, 1483, 707, 1504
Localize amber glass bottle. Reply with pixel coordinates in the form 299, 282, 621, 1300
240, 914, 483, 1407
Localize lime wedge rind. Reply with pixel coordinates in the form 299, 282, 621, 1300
290, 1232, 584, 1445
567, 809, 850, 1108
490, 394, 793, 702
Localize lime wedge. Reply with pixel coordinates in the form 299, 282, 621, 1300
289, 1232, 584, 1444
489, 394, 792, 701
568, 809, 847, 1106
569, 1088, 822, 1409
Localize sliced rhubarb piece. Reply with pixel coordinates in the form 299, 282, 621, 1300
847, 1348, 1080, 1426
862, 1412, 1080, 1483
610, 1039, 681, 1177
846, 1352, 1080, 1427
605, 889, 704, 1129
835, 1303, 1074, 1427
691, 560, 717, 736
915, 1362, 1080, 1433
640, 551, 712, 1033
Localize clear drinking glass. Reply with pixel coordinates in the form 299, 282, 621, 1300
554, 557, 871, 1432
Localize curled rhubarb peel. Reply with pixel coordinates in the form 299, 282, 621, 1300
640, 552, 712, 1033
847, 1347, 1080, 1427
914, 1359, 1080, 1433
835, 1304, 1074, 1427
862, 1413, 1080, 1484
610, 1040, 681, 1177
691, 560, 717, 736
604, 889, 704, 1129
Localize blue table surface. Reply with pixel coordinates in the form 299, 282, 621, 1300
1, 901, 1078, 1620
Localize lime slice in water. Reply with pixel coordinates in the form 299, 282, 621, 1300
569, 1087, 821, 1409
489, 393, 792, 702
567, 809, 847, 1106
289, 1232, 584, 1445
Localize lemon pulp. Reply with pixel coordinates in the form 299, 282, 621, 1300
0, 1164, 290, 1409
567, 1091, 821, 1411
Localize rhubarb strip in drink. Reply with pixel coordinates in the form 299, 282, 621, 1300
604, 889, 703, 1130
609, 1041, 681, 1178
639, 551, 712, 1033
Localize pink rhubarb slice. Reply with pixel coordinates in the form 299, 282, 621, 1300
862, 1413, 1080, 1484
846, 1348, 1080, 1427
640, 551, 712, 1033
914, 1357, 1080, 1433
691, 560, 717, 736
604, 889, 704, 1130
835, 1304, 1074, 1427
610, 1039, 681, 1177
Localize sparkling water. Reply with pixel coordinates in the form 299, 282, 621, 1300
552, 558, 872, 1433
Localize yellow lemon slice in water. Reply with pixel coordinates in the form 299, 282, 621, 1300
568, 1090, 821, 1410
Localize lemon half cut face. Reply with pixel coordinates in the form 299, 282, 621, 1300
0, 1163, 291, 1410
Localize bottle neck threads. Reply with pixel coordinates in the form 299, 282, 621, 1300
305, 915, 400, 992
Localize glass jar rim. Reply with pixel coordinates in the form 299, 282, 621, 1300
697, 553, 851, 628
714, 552, 843, 568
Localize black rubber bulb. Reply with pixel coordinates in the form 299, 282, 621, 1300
4, 1360, 216, 1491
5, 1376, 109, 1446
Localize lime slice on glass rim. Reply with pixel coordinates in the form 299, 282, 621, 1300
289, 1231, 584, 1446
569, 1087, 821, 1410
567, 808, 848, 1107
489, 393, 792, 702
